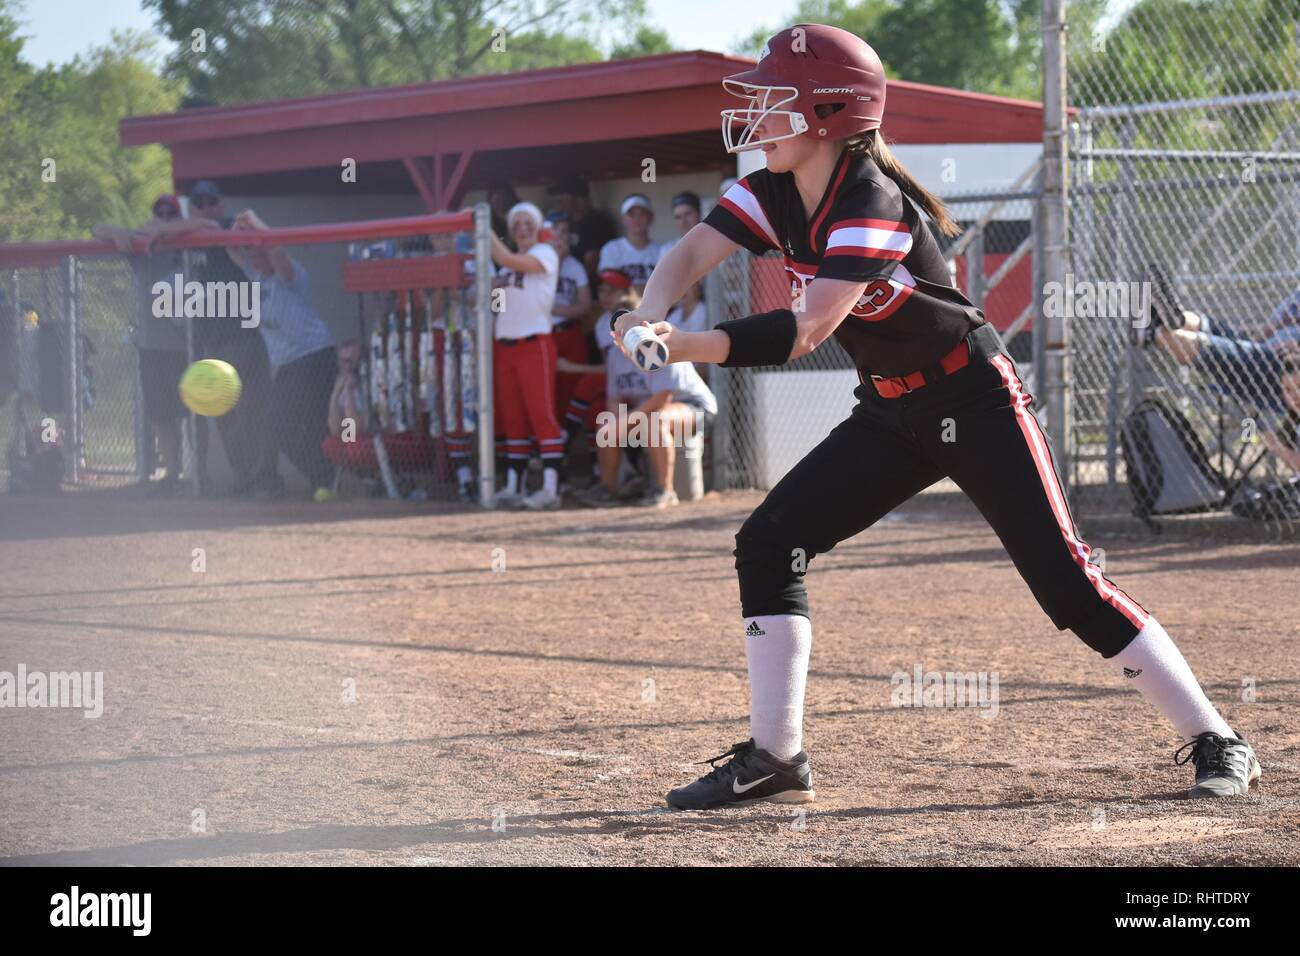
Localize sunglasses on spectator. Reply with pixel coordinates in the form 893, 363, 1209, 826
153, 206, 180, 219
192, 197, 220, 209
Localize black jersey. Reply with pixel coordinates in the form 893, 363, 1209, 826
705, 149, 984, 378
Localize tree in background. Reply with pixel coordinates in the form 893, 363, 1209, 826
611, 25, 674, 60
0, 1, 68, 241
0, 0, 181, 241
52, 31, 184, 231
144, 0, 669, 105
1070, 0, 1300, 106
738, 0, 1110, 102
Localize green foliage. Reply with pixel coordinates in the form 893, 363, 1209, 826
611, 25, 675, 60
53, 32, 184, 232
142, 0, 664, 104
738, 0, 1042, 97
0, 2, 181, 242
1071, 0, 1300, 107
0, 1, 69, 241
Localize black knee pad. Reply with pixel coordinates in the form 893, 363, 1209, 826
733, 511, 812, 618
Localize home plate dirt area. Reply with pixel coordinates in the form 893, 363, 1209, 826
0, 489, 1297, 866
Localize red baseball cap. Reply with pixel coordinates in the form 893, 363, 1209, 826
152, 193, 181, 215
598, 269, 632, 289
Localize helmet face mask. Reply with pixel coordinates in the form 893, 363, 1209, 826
721, 80, 809, 154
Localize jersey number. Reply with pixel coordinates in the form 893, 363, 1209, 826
851, 279, 903, 322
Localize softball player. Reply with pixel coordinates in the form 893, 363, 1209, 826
613, 24, 1261, 810
490, 201, 566, 510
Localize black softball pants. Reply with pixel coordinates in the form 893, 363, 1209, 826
733, 324, 1148, 658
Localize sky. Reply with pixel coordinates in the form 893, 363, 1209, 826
13, 0, 799, 67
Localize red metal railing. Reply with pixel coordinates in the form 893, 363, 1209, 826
0, 210, 474, 269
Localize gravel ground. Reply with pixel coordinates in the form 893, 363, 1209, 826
0, 488, 1296, 866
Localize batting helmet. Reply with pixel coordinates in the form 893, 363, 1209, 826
721, 24, 887, 154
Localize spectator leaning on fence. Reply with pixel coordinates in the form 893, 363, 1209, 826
92, 193, 190, 495
598, 194, 662, 292
488, 201, 565, 511
228, 209, 338, 502
140, 179, 281, 497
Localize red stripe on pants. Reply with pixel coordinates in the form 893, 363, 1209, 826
989, 354, 1149, 629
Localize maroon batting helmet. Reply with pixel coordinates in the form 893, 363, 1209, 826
721, 24, 887, 153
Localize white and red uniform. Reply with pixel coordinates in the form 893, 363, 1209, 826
494, 241, 565, 468
597, 237, 662, 288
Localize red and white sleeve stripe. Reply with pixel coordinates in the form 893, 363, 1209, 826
824, 218, 912, 261
717, 180, 780, 251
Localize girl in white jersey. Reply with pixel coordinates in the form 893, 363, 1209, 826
488, 202, 566, 510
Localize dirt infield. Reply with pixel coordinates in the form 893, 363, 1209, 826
1, 487, 1297, 866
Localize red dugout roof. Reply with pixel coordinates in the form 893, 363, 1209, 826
118, 50, 1055, 209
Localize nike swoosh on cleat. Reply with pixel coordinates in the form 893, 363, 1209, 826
732, 773, 776, 794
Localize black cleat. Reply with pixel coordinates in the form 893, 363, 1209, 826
1175, 731, 1261, 798
666, 739, 815, 810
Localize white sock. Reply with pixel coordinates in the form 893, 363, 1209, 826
1106, 617, 1233, 742
542, 467, 558, 495
456, 465, 472, 485
745, 614, 812, 761
503, 467, 519, 495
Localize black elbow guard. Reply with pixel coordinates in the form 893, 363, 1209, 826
717, 308, 798, 368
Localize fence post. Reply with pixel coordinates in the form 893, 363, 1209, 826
1041, 0, 1072, 490
473, 202, 495, 506
1031, 170, 1047, 392
134, 284, 151, 483
64, 255, 82, 485
704, 262, 729, 490
967, 226, 986, 311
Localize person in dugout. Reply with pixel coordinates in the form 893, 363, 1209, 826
488, 201, 565, 511
545, 210, 594, 483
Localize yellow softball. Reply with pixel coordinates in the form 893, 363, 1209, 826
179, 359, 242, 417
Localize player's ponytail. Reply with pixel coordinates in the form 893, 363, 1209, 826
846, 130, 960, 238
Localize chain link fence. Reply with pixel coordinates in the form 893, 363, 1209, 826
1066, 0, 1300, 534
